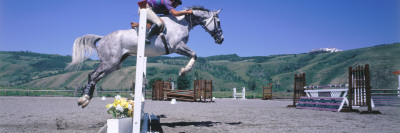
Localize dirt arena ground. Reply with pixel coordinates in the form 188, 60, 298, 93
0, 96, 399, 133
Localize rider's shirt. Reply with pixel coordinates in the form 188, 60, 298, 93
147, 0, 174, 15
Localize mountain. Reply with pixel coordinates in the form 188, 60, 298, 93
309, 48, 343, 53
0, 43, 399, 92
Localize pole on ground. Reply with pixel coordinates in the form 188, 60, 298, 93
133, 1, 147, 133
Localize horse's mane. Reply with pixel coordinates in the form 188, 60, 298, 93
188, 6, 210, 12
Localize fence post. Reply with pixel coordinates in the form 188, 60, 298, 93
288, 73, 306, 107
210, 80, 213, 102
348, 66, 353, 111
364, 64, 372, 112
398, 75, 400, 97
292, 74, 296, 106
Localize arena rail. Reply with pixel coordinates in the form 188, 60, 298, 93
369, 70, 400, 107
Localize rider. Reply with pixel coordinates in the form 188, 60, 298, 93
132, 0, 193, 44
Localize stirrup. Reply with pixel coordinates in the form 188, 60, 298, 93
145, 37, 151, 44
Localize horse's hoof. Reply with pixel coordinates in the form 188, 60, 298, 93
81, 100, 90, 108
78, 94, 90, 108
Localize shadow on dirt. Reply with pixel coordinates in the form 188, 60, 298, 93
161, 121, 221, 127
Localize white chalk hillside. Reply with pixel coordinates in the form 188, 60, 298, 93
309, 48, 343, 53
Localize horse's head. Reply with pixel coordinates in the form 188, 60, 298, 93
190, 7, 224, 44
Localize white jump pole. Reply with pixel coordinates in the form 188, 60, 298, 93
133, 2, 147, 133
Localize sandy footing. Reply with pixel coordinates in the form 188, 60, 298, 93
0, 97, 399, 133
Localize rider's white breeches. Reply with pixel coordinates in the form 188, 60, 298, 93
138, 5, 163, 27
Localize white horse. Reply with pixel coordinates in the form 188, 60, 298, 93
66, 7, 224, 108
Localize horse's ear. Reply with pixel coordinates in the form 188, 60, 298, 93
215, 9, 222, 15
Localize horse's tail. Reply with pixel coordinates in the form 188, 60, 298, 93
66, 34, 103, 70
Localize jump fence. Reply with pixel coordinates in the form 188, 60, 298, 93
287, 73, 307, 107
151, 80, 213, 102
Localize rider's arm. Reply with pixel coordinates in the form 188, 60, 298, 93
169, 9, 193, 16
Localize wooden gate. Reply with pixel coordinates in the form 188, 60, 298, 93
194, 80, 213, 102
153, 81, 171, 100
288, 73, 307, 107
348, 64, 380, 114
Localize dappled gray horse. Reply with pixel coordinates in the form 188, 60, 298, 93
66, 7, 224, 108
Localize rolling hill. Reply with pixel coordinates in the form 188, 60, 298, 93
0, 43, 399, 92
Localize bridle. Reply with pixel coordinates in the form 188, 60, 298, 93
201, 14, 223, 40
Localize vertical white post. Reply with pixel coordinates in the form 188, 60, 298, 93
133, 6, 147, 133
398, 75, 400, 97
242, 87, 246, 100
233, 88, 236, 99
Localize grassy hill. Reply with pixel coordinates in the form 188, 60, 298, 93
0, 43, 399, 93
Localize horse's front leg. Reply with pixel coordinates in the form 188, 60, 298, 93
175, 43, 197, 76
180, 57, 196, 76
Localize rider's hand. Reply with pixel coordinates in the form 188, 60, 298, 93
187, 9, 193, 14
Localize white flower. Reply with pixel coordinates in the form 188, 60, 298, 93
115, 95, 121, 100
128, 104, 132, 110
116, 105, 124, 112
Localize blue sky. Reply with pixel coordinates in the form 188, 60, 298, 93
1, 0, 399, 57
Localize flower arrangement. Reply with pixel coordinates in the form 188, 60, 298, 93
106, 95, 134, 118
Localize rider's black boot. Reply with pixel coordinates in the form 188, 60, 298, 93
145, 24, 161, 44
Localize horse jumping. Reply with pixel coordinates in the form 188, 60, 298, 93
66, 7, 224, 108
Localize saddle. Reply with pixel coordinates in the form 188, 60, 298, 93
130, 22, 170, 54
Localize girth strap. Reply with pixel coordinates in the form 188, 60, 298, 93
160, 34, 170, 54
134, 27, 170, 54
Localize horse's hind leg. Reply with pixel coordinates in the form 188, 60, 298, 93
78, 54, 128, 108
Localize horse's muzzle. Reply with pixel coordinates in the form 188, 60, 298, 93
215, 35, 224, 44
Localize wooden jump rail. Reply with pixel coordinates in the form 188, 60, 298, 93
164, 89, 196, 102
152, 80, 213, 102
